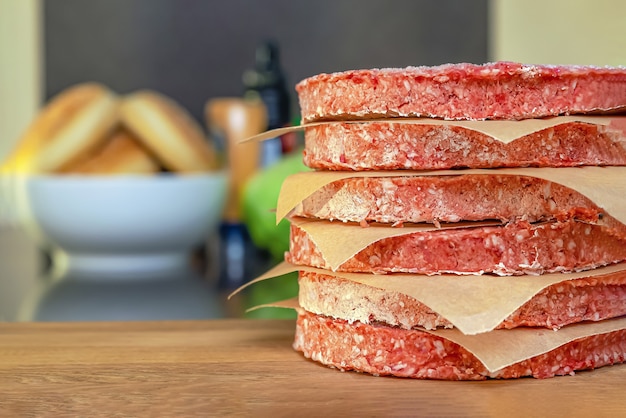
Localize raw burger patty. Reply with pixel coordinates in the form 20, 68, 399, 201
294, 173, 617, 226
293, 310, 626, 380
286, 220, 626, 275
303, 121, 626, 170
298, 269, 626, 330
296, 62, 626, 122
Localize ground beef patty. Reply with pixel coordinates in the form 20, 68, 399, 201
298, 269, 626, 331
294, 173, 617, 227
287, 219, 626, 275
293, 310, 626, 380
296, 63, 626, 122
302, 121, 626, 170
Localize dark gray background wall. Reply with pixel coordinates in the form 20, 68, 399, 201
44, 0, 488, 123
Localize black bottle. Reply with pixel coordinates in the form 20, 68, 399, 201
243, 40, 292, 167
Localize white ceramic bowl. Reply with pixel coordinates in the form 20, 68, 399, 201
14, 172, 228, 278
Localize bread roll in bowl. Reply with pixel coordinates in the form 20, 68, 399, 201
120, 90, 218, 173
61, 128, 159, 175
4, 83, 119, 173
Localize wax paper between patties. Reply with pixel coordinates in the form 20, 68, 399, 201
288, 216, 504, 271
239, 265, 626, 373
239, 115, 626, 373
245, 115, 626, 145
240, 261, 626, 336
276, 166, 626, 227
255, 116, 626, 224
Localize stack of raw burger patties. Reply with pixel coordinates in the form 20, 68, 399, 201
284, 62, 626, 380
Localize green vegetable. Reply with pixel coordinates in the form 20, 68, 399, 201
241, 150, 308, 319
241, 150, 308, 262
244, 272, 298, 319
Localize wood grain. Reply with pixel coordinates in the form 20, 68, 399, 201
0, 319, 625, 417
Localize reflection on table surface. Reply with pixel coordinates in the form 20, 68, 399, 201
20, 267, 225, 322
0, 225, 273, 322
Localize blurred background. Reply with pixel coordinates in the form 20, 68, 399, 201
0, 0, 624, 322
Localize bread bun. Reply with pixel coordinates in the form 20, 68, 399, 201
61, 128, 159, 175
120, 90, 218, 172
3, 83, 119, 173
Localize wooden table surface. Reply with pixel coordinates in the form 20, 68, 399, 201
1, 319, 625, 417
